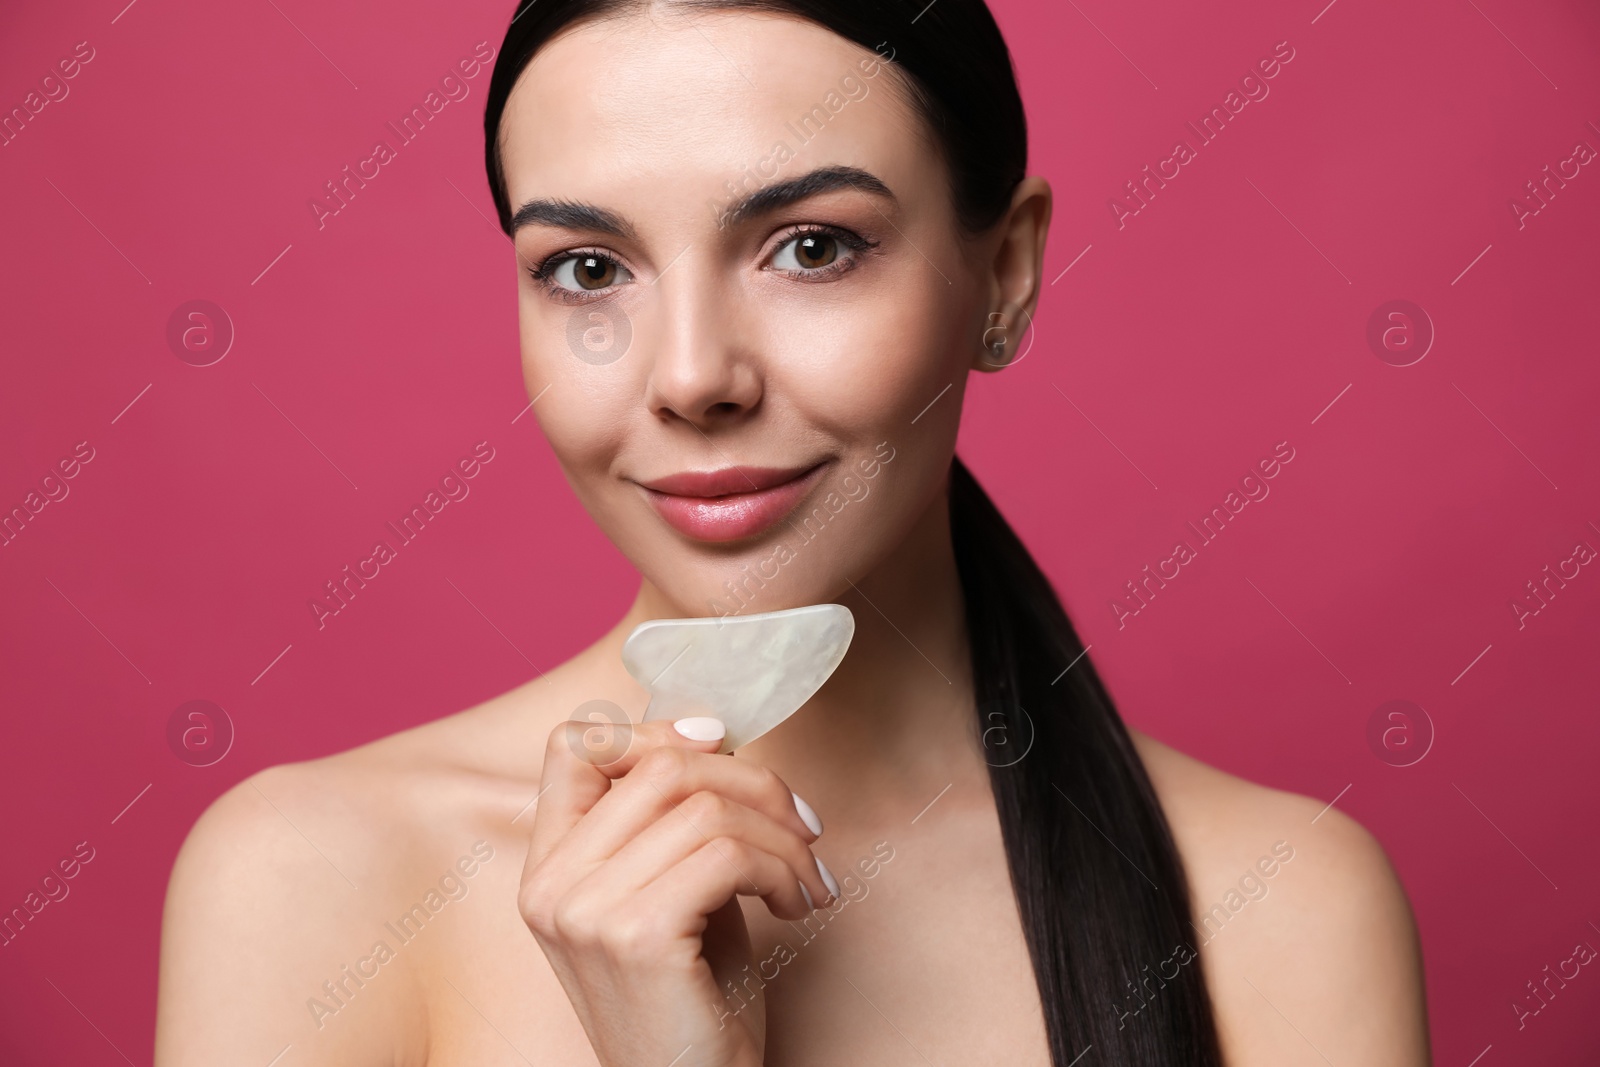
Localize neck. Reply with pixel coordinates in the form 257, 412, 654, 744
603, 477, 986, 818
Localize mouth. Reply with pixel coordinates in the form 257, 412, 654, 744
636, 461, 831, 543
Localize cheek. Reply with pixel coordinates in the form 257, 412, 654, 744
519, 296, 640, 471
771, 284, 968, 434
516, 290, 556, 394
758, 289, 969, 550
532, 376, 628, 486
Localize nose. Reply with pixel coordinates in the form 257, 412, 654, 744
643, 264, 762, 428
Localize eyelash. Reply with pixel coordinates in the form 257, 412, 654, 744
526, 224, 879, 305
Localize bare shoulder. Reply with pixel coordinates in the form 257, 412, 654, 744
155, 645, 623, 1066
1129, 730, 1431, 1066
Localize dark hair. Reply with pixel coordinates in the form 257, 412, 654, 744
482, 2, 1222, 1061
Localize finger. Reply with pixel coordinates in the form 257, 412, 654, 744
650, 837, 824, 923
568, 788, 834, 921
526, 716, 727, 871
541, 745, 823, 876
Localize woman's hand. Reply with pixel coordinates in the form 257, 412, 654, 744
519, 714, 838, 1067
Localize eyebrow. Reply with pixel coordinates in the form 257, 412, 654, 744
509, 165, 896, 238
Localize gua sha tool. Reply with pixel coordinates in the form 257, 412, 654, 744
622, 603, 855, 754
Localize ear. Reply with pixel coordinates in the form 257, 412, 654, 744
970, 175, 1053, 373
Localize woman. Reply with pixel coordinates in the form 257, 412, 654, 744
155, 1, 1431, 1063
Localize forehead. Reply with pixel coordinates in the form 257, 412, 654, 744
498, 9, 925, 221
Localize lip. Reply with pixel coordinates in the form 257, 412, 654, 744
637, 461, 829, 543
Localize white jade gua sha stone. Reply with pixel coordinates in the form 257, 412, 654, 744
622, 603, 855, 754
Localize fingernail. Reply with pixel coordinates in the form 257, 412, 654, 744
791, 791, 824, 836
799, 880, 814, 910
673, 717, 726, 742
815, 856, 840, 902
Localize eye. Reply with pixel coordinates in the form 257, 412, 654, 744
773, 231, 840, 271
530, 250, 633, 301
768, 226, 877, 278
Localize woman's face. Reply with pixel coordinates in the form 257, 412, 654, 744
498, 7, 997, 618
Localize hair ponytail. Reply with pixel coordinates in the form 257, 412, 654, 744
950, 455, 1222, 1062
484, 1, 1222, 1059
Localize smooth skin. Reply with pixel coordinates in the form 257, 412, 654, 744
155, 7, 1430, 1066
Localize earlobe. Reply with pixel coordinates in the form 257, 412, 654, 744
974, 311, 1009, 371
972, 299, 1036, 369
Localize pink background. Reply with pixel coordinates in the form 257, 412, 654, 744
2, 0, 1598, 1061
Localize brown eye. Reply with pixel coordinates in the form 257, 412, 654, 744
545, 253, 632, 294
796, 234, 837, 269
773, 231, 840, 272
573, 255, 616, 290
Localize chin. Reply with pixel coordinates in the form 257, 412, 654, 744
647, 544, 852, 619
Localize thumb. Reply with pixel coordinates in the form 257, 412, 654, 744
665, 715, 728, 752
